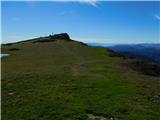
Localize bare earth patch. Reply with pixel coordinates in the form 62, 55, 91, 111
87, 113, 119, 120
87, 113, 109, 120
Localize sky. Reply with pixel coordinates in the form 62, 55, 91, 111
1, 1, 160, 44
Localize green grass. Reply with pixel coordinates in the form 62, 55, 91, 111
2, 40, 160, 120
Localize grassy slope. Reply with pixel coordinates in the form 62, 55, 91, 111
2, 40, 160, 120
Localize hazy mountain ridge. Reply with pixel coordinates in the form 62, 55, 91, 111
87, 43, 160, 63
110, 44, 160, 63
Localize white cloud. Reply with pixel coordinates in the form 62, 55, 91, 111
56, 0, 99, 7
11, 0, 99, 8
79, 0, 98, 7
155, 14, 160, 21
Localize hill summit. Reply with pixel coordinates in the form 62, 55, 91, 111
33, 33, 71, 43
4, 33, 87, 46
50, 33, 70, 40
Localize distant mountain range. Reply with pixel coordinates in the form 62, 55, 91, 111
87, 43, 160, 63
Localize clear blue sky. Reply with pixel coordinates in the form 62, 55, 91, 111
2, 1, 160, 43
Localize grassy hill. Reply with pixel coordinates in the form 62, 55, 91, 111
1, 34, 160, 120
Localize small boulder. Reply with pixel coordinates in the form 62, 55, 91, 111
50, 33, 71, 40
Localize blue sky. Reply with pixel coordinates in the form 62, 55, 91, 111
1, 1, 160, 43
